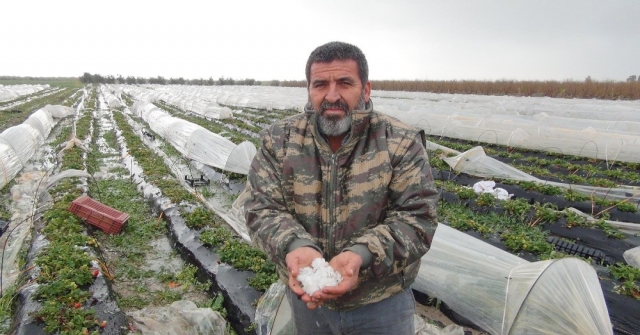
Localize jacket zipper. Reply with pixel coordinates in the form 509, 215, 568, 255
327, 153, 338, 257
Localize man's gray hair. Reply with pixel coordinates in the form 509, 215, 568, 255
305, 41, 369, 86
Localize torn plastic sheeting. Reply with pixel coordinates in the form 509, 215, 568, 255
473, 181, 512, 200
565, 207, 640, 235
127, 300, 229, 335
45, 169, 92, 190
473, 180, 496, 193
44, 104, 76, 118
443, 146, 638, 202
415, 316, 465, 335
255, 282, 291, 335
57, 137, 91, 160
624, 246, 640, 269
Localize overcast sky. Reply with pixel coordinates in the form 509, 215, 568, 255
1, 0, 638, 82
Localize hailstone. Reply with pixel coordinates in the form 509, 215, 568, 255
296, 258, 343, 296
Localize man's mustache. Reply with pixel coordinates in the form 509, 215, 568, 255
319, 100, 349, 113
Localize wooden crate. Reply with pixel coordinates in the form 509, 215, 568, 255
69, 195, 129, 234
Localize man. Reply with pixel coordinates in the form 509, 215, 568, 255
245, 41, 438, 334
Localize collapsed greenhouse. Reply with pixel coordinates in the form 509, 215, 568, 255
1, 83, 638, 335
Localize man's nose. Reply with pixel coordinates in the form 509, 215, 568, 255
325, 83, 340, 102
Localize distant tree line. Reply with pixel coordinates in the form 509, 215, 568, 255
368, 78, 640, 100
79, 72, 271, 86
76, 73, 640, 100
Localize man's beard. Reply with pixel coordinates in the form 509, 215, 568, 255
316, 91, 366, 137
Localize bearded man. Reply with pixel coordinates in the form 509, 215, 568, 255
245, 41, 438, 335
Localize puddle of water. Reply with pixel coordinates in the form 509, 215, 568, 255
142, 237, 183, 273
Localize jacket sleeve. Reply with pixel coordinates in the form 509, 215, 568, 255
244, 127, 319, 269
349, 131, 438, 277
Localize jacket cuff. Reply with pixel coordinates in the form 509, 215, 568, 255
287, 238, 322, 255
343, 244, 373, 269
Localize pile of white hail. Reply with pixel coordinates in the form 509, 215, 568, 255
296, 258, 343, 295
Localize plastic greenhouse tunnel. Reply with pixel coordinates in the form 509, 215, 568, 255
0, 105, 75, 190
372, 92, 640, 164
130, 101, 256, 175
0, 84, 48, 102
412, 224, 613, 335
0, 104, 75, 292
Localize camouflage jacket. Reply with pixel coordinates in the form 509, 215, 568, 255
244, 101, 438, 310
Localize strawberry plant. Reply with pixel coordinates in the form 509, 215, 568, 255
616, 201, 638, 213
456, 187, 477, 200
501, 225, 553, 255
532, 202, 559, 224
610, 263, 640, 300
185, 207, 217, 229
476, 193, 497, 207
502, 198, 531, 220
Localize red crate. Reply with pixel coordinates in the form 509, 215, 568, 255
69, 195, 129, 234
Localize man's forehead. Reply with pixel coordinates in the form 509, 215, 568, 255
310, 59, 359, 78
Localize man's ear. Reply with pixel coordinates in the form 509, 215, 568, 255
364, 81, 371, 102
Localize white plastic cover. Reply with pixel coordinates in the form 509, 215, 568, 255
118, 84, 307, 112
564, 207, 640, 235
226, 141, 257, 175
443, 146, 639, 202
0, 89, 18, 101
373, 93, 640, 163
45, 169, 91, 189
131, 101, 256, 174
0, 141, 22, 189
503, 259, 613, 334
44, 104, 75, 119
255, 282, 291, 335
0, 124, 43, 165
23, 109, 54, 139
0, 84, 49, 102
0, 105, 72, 190
101, 85, 123, 108
413, 224, 612, 335
127, 300, 229, 335
444, 147, 536, 182
473, 181, 512, 200
623, 246, 640, 268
